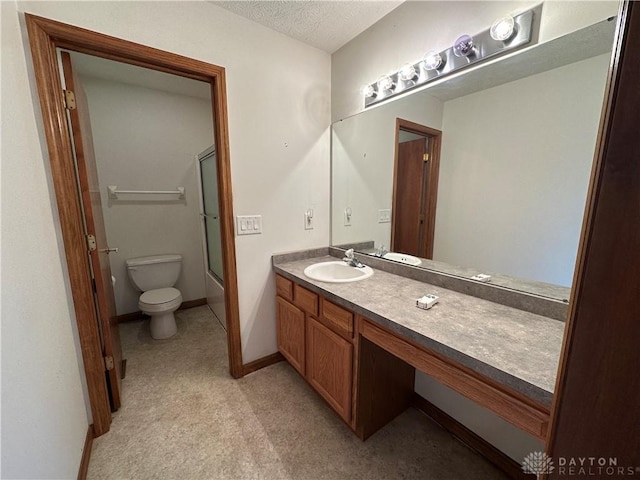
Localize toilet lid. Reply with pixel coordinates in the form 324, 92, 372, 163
140, 287, 181, 305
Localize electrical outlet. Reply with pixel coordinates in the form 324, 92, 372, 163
304, 209, 314, 230
344, 207, 352, 226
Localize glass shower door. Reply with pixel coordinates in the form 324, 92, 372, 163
199, 147, 224, 285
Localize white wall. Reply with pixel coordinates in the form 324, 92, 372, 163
332, 0, 619, 121
1, 2, 90, 478
332, 93, 443, 247
434, 54, 610, 287
82, 76, 211, 315
3, 0, 330, 477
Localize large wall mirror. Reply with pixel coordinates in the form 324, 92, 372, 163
331, 17, 616, 302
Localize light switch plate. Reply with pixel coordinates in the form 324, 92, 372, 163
236, 215, 262, 235
378, 209, 391, 223
305, 209, 314, 230
344, 207, 352, 226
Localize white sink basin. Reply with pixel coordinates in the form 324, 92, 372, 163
303, 261, 374, 283
380, 252, 422, 266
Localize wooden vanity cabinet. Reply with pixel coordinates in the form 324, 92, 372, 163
275, 274, 356, 425
275, 270, 552, 452
275, 274, 415, 435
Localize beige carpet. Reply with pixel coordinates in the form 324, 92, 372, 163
87, 306, 507, 480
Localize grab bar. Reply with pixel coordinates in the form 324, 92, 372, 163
108, 185, 185, 199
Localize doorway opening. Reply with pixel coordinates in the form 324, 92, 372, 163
391, 118, 442, 259
26, 14, 243, 438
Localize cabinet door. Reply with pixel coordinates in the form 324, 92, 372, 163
307, 316, 353, 422
277, 296, 306, 376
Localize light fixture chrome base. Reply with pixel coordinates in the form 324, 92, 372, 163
364, 7, 538, 108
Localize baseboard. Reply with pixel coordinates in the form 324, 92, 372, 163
411, 394, 527, 480
116, 311, 146, 323
242, 352, 284, 376
77, 424, 94, 480
181, 298, 207, 309
117, 298, 207, 323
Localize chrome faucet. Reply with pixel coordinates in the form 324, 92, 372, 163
343, 248, 365, 268
375, 244, 388, 257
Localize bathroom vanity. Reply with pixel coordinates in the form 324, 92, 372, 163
272, 250, 565, 442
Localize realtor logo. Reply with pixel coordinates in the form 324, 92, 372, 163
522, 452, 638, 477
522, 451, 555, 475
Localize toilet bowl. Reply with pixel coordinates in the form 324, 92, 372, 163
139, 287, 183, 339
126, 254, 183, 340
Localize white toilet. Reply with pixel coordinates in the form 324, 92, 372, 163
126, 254, 183, 339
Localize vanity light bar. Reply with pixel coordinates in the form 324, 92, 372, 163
363, 8, 536, 108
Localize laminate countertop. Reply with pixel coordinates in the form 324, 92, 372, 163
273, 255, 565, 407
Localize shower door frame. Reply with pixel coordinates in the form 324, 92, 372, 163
197, 146, 225, 286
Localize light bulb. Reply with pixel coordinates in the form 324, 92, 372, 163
423, 51, 444, 71
362, 84, 377, 98
490, 15, 516, 41
377, 75, 395, 92
453, 34, 475, 57
399, 63, 418, 82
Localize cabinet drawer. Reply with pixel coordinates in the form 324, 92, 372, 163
321, 298, 354, 340
294, 284, 319, 316
275, 274, 293, 301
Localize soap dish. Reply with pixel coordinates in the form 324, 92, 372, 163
471, 273, 492, 282
416, 294, 439, 310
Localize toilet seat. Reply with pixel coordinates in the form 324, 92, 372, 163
139, 287, 182, 313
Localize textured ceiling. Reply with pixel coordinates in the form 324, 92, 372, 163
211, 1, 404, 53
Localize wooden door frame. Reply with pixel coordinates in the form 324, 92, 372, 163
390, 118, 441, 259
25, 14, 244, 437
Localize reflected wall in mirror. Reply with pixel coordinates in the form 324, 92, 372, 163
331, 18, 616, 300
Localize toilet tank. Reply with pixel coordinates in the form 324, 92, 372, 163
126, 254, 182, 291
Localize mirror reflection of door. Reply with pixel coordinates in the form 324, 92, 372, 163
391, 118, 441, 259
